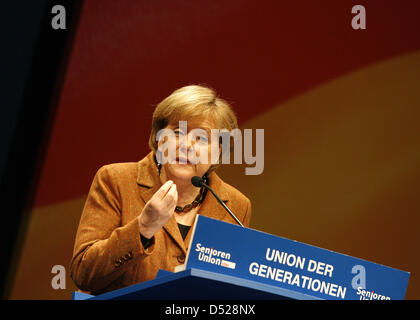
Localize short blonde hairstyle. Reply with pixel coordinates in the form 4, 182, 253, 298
149, 85, 238, 172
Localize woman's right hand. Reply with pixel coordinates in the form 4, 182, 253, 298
137, 180, 178, 239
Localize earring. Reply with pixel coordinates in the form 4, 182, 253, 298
154, 153, 162, 176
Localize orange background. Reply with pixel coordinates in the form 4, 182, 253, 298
8, 0, 420, 299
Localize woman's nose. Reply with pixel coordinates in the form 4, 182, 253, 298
178, 133, 196, 153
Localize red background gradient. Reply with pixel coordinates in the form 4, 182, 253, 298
9, 0, 420, 299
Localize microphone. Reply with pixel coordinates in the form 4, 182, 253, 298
191, 176, 244, 227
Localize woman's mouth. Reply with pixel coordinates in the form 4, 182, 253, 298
176, 157, 192, 164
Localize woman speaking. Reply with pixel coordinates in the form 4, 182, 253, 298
70, 85, 252, 295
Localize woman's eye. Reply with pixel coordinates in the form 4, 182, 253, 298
197, 135, 208, 143
174, 129, 186, 136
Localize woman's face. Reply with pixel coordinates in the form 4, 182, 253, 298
157, 117, 220, 183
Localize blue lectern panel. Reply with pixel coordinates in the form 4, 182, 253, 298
184, 216, 410, 300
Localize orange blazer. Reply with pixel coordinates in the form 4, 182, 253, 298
70, 152, 252, 295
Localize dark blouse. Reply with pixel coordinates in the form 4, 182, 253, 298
177, 223, 191, 240
140, 223, 191, 249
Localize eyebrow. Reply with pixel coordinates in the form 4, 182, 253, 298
169, 123, 213, 132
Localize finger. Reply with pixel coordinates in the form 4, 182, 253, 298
153, 180, 173, 200
162, 184, 178, 208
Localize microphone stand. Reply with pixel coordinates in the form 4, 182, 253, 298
201, 181, 244, 228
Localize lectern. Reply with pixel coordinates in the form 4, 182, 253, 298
73, 215, 410, 300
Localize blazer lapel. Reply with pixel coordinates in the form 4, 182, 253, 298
136, 152, 160, 202
164, 216, 188, 255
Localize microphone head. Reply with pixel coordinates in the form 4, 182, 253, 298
191, 176, 204, 188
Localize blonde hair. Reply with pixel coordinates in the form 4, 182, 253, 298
149, 85, 238, 172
